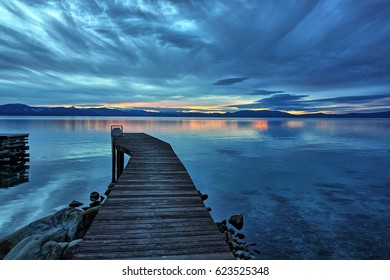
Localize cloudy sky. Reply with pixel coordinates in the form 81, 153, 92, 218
0, 0, 389, 114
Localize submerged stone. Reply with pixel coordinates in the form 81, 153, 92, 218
236, 233, 246, 239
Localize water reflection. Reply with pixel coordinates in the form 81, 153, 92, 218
55, 118, 244, 133
252, 120, 269, 131
7, 117, 388, 139
0, 165, 29, 188
285, 120, 304, 128
1, 117, 390, 259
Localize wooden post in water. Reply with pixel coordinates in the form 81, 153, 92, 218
111, 125, 123, 182
0, 134, 30, 188
111, 139, 116, 183
116, 148, 124, 180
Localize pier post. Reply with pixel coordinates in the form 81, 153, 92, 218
111, 125, 123, 182
111, 140, 116, 182
116, 149, 124, 180
0, 134, 30, 188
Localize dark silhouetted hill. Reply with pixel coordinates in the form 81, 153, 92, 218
1, 104, 389, 118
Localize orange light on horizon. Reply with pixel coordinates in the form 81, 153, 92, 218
286, 120, 304, 128
253, 120, 268, 131
100, 101, 226, 112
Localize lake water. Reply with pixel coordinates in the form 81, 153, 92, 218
1, 117, 389, 259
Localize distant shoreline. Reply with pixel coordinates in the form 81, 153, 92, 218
1, 104, 390, 118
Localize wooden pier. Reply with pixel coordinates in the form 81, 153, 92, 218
73, 132, 234, 260
0, 134, 29, 188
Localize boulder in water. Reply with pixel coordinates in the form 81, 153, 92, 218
228, 214, 244, 230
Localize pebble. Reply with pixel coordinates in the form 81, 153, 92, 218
226, 228, 235, 235
68, 200, 83, 208
90, 191, 100, 201
235, 250, 253, 260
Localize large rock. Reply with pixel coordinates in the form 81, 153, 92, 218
62, 239, 82, 260
76, 206, 100, 238
41, 241, 64, 260
0, 207, 82, 259
3, 228, 66, 260
228, 214, 244, 230
0, 206, 100, 260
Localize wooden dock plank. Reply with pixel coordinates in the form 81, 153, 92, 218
73, 133, 233, 260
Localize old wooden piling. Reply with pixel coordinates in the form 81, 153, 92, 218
0, 134, 29, 188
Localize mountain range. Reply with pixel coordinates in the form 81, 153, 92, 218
1, 103, 390, 118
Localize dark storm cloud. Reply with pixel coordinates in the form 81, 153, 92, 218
312, 94, 390, 104
236, 94, 308, 110
213, 78, 249, 86
0, 0, 389, 112
235, 93, 390, 112
248, 90, 285, 96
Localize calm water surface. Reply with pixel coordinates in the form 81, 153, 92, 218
1, 117, 389, 259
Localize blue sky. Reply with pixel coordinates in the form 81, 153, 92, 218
0, 0, 389, 114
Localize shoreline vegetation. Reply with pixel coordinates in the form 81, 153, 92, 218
0, 182, 259, 260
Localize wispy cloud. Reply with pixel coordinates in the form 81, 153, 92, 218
213, 77, 249, 86
0, 0, 389, 113
248, 90, 285, 96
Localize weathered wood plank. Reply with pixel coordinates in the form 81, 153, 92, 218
74, 251, 233, 260
82, 234, 224, 244
76, 242, 231, 255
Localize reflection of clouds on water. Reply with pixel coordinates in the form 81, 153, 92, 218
216, 148, 242, 157
0, 154, 110, 238
1, 117, 390, 259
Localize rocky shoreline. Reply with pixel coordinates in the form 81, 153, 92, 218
0, 183, 259, 260
199, 191, 260, 260
0, 206, 100, 260
0, 185, 110, 260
